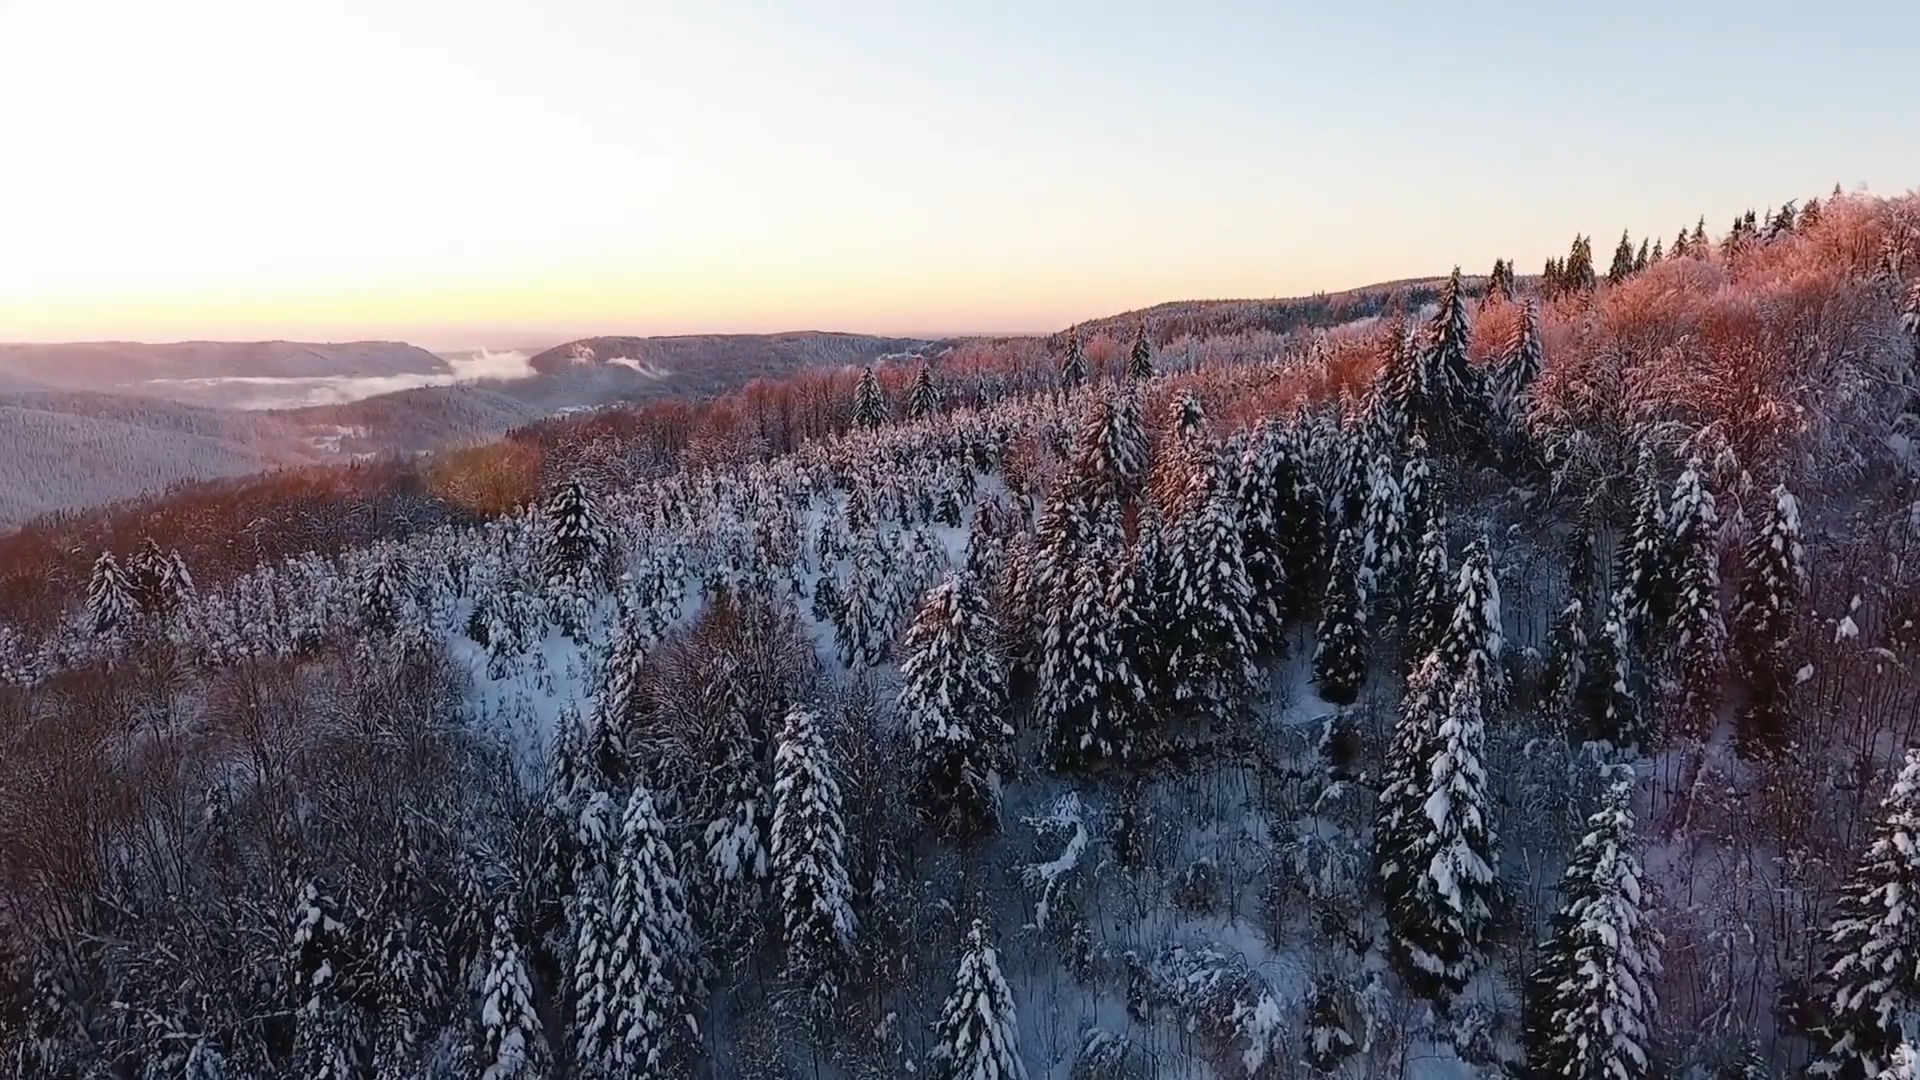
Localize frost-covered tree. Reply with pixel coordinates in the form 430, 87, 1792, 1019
1313, 526, 1369, 706
1068, 391, 1150, 503
1388, 660, 1499, 1001
1494, 300, 1545, 430
1526, 769, 1662, 1080
1608, 230, 1637, 285
1374, 654, 1449, 920
853, 366, 889, 428
1811, 750, 1920, 1080
898, 573, 1010, 840
906, 363, 942, 421
569, 791, 621, 1076
608, 786, 695, 1074
1373, 318, 1422, 446
87, 550, 135, 641
1577, 606, 1648, 751
543, 478, 608, 639
1665, 458, 1725, 736
771, 705, 856, 1004
1159, 454, 1257, 719
1434, 537, 1503, 701
1486, 257, 1514, 304
1302, 978, 1358, 1073
1421, 267, 1488, 451
288, 882, 361, 1080
1405, 516, 1452, 661
358, 552, 408, 637
834, 531, 899, 670
1733, 484, 1804, 758
1127, 322, 1154, 380
1358, 446, 1409, 615
1043, 502, 1153, 767
1615, 444, 1670, 645
929, 920, 1027, 1080
1544, 594, 1589, 721
479, 911, 548, 1080
1060, 326, 1087, 392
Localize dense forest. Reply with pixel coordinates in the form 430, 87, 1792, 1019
3, 190, 1920, 1079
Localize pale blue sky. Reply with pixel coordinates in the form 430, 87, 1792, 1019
1, 0, 1914, 345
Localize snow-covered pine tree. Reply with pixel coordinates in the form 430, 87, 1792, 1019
1068, 390, 1150, 503
543, 478, 608, 639
359, 552, 407, 637
1374, 653, 1449, 919
1810, 749, 1920, 1080
1060, 326, 1088, 392
1543, 594, 1589, 722
1358, 446, 1409, 619
929, 920, 1028, 1080
569, 791, 620, 1077
853, 365, 889, 428
1127, 322, 1154, 380
1372, 318, 1421, 449
369, 840, 445, 1080
87, 551, 134, 642
1388, 658, 1500, 1001
1234, 424, 1294, 652
1302, 977, 1359, 1073
771, 705, 856, 1006
834, 529, 898, 670
906, 363, 942, 421
288, 881, 361, 1080
1434, 536, 1503, 702
1494, 300, 1545, 430
127, 536, 170, 619
1172, 390, 1207, 444
1159, 450, 1257, 721
1404, 516, 1452, 662
1399, 435, 1434, 542
1526, 769, 1662, 1080
1485, 257, 1512, 304
1733, 484, 1805, 759
898, 572, 1012, 840
608, 785, 696, 1074
1665, 457, 1725, 738
1422, 266, 1487, 452
1577, 606, 1649, 751
1608, 230, 1636, 285
1615, 443, 1671, 646
1312, 526, 1369, 706
1045, 501, 1153, 767
479, 910, 549, 1080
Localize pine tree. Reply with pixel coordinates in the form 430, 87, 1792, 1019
928, 920, 1028, 1080
1312, 526, 1369, 706
1159, 453, 1257, 720
369, 838, 445, 1080
898, 573, 1011, 840
1127, 322, 1155, 380
1486, 258, 1513, 304
1615, 444, 1670, 646
1043, 501, 1154, 767
1068, 391, 1150, 503
1672, 227, 1691, 259
1525, 769, 1662, 1080
542, 479, 608, 640
1634, 237, 1651, 273
1387, 656, 1499, 1000
359, 552, 408, 637
1303, 978, 1359, 1073
1732, 485, 1804, 759
1235, 422, 1323, 649
1608, 233, 1637, 286
289, 882, 361, 1080
1768, 201, 1799, 239
1810, 750, 1920, 1080
1434, 537, 1504, 700
127, 536, 170, 619
834, 530, 898, 669
1650, 237, 1664, 263
852, 365, 889, 428
1493, 301, 1545, 430
1577, 606, 1648, 750
1358, 446, 1409, 616
906, 363, 942, 421
608, 786, 695, 1074
1665, 458, 1725, 737
1405, 516, 1452, 661
1372, 317, 1422, 445
1543, 594, 1589, 721
1566, 234, 1597, 292
1060, 326, 1088, 392
479, 911, 548, 1080
1374, 654, 1449, 916
1422, 266, 1487, 450
87, 551, 134, 641
771, 705, 856, 1005
1801, 196, 1824, 232
569, 792, 621, 1077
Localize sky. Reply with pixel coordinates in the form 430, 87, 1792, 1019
1, 0, 1916, 349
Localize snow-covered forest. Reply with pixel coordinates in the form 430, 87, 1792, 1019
4, 190, 1920, 1079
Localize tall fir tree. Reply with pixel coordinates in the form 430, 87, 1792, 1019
928, 920, 1028, 1080
1434, 537, 1504, 700
608, 786, 696, 1074
1615, 444, 1671, 646
1525, 769, 1663, 1080
1043, 502, 1152, 767
852, 365, 889, 428
1405, 516, 1452, 662
1159, 451, 1258, 720
1577, 605, 1648, 751
1060, 325, 1088, 392
906, 363, 942, 421
1732, 485, 1804, 759
1494, 300, 1545, 431
1068, 391, 1150, 503
897, 573, 1011, 840
1127, 321, 1155, 380
569, 791, 621, 1077
770, 705, 856, 1005
1374, 654, 1450, 918
1486, 257, 1514, 304
1664, 458, 1725, 738
1566, 234, 1597, 292
1811, 749, 1920, 1080
87, 551, 135, 641
288, 882, 361, 1080
479, 910, 548, 1080
1313, 526, 1370, 706
1358, 446, 1409, 617
1421, 266, 1487, 451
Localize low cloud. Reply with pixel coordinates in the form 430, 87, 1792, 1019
143, 349, 537, 409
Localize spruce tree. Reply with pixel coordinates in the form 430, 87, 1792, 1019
87, 551, 134, 641
1422, 266, 1486, 450
1068, 391, 1149, 502
1373, 317, 1422, 446
1811, 749, 1920, 1080
1566, 234, 1597, 292
1732, 485, 1804, 759
1358, 446, 1409, 616
1543, 594, 1589, 721
1493, 301, 1545, 431
770, 705, 856, 1004
289, 882, 361, 1080
1060, 326, 1087, 392
1313, 527, 1369, 706
1577, 607, 1647, 751
608, 786, 695, 1074
1405, 516, 1452, 661
1801, 196, 1824, 232
1633, 237, 1651, 274
929, 920, 1028, 1080
1159, 452, 1257, 720
1303, 977, 1359, 1073
1127, 322, 1154, 380
1486, 258, 1513, 304
1374, 654, 1449, 917
1434, 537, 1504, 699
852, 365, 889, 428
479, 911, 548, 1080
1043, 502, 1152, 767
1615, 444, 1670, 646
1525, 769, 1662, 1080
906, 363, 942, 421
898, 573, 1011, 840
1665, 458, 1725, 737
569, 792, 620, 1077
833, 530, 898, 670
1650, 237, 1664, 263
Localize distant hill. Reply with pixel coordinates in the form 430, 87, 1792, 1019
0, 339, 445, 389
0, 391, 325, 526
528, 332, 930, 384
